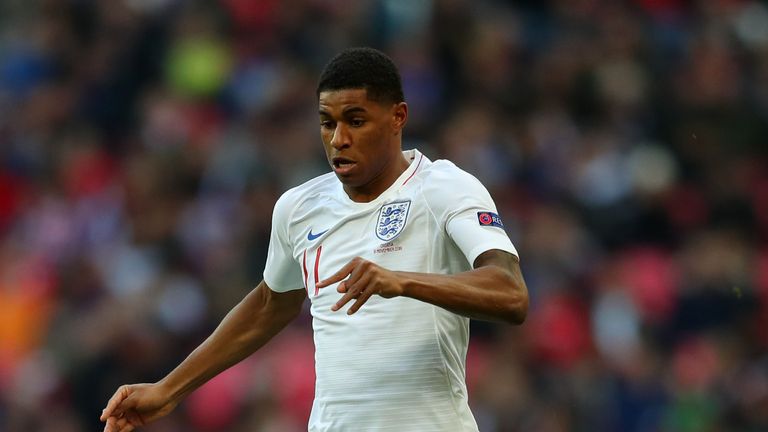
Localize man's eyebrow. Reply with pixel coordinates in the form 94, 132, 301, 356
342, 107, 367, 115
318, 106, 368, 116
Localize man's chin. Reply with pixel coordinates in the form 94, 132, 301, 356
335, 174, 360, 187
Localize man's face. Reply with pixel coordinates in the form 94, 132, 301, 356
318, 88, 407, 199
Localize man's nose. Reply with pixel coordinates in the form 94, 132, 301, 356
330, 124, 350, 149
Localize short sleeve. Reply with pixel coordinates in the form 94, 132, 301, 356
422, 161, 518, 267
263, 191, 305, 292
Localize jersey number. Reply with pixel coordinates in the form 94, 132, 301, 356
302, 246, 322, 296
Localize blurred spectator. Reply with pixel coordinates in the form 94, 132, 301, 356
1, 1, 767, 431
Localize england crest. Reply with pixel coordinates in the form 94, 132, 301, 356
376, 200, 411, 241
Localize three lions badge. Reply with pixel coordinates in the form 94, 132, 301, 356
376, 201, 411, 241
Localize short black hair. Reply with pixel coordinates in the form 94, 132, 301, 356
316, 47, 405, 104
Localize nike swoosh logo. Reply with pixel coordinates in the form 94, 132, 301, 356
307, 228, 328, 241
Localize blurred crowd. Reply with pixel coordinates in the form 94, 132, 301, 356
1, 0, 767, 431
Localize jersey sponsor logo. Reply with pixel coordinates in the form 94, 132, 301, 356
307, 228, 328, 241
477, 211, 504, 228
376, 200, 411, 241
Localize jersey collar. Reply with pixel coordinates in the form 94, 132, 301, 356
337, 148, 429, 206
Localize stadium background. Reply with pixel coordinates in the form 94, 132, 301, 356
1, 0, 767, 431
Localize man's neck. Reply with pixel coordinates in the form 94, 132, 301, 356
344, 153, 410, 203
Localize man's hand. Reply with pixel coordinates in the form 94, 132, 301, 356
100, 383, 179, 432
316, 257, 404, 314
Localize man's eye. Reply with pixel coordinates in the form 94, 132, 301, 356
321, 121, 334, 129
351, 119, 365, 127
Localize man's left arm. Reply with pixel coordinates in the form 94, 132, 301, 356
315, 249, 528, 324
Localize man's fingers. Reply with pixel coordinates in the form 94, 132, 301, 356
344, 259, 367, 287
102, 387, 129, 420
104, 416, 117, 432
126, 410, 147, 426
103, 414, 136, 432
331, 273, 370, 312
117, 418, 135, 432
316, 259, 358, 288
101, 395, 121, 420
348, 289, 375, 315
331, 289, 356, 311
331, 281, 362, 311
102, 386, 146, 432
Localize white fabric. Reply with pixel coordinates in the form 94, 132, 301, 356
264, 149, 517, 432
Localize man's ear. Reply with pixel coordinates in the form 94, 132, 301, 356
392, 102, 408, 134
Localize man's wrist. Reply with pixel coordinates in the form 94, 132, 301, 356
156, 375, 188, 404
394, 272, 417, 299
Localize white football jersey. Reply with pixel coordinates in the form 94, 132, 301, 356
264, 149, 517, 432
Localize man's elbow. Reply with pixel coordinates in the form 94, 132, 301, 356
500, 288, 528, 325
499, 270, 529, 325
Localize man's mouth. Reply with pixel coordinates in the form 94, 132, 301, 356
332, 157, 357, 174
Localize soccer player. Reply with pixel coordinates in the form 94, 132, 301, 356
101, 47, 528, 432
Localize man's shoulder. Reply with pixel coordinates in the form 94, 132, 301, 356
419, 158, 482, 187
415, 158, 492, 214
279, 172, 338, 201
273, 172, 337, 216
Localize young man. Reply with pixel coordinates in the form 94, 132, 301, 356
101, 47, 528, 432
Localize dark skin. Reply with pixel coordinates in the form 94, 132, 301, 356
101, 283, 306, 432
319, 88, 410, 202
317, 249, 527, 324
316, 88, 527, 323
101, 88, 528, 432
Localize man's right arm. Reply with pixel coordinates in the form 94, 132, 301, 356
101, 281, 306, 432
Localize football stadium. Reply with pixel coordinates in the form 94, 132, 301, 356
0, 1, 767, 431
